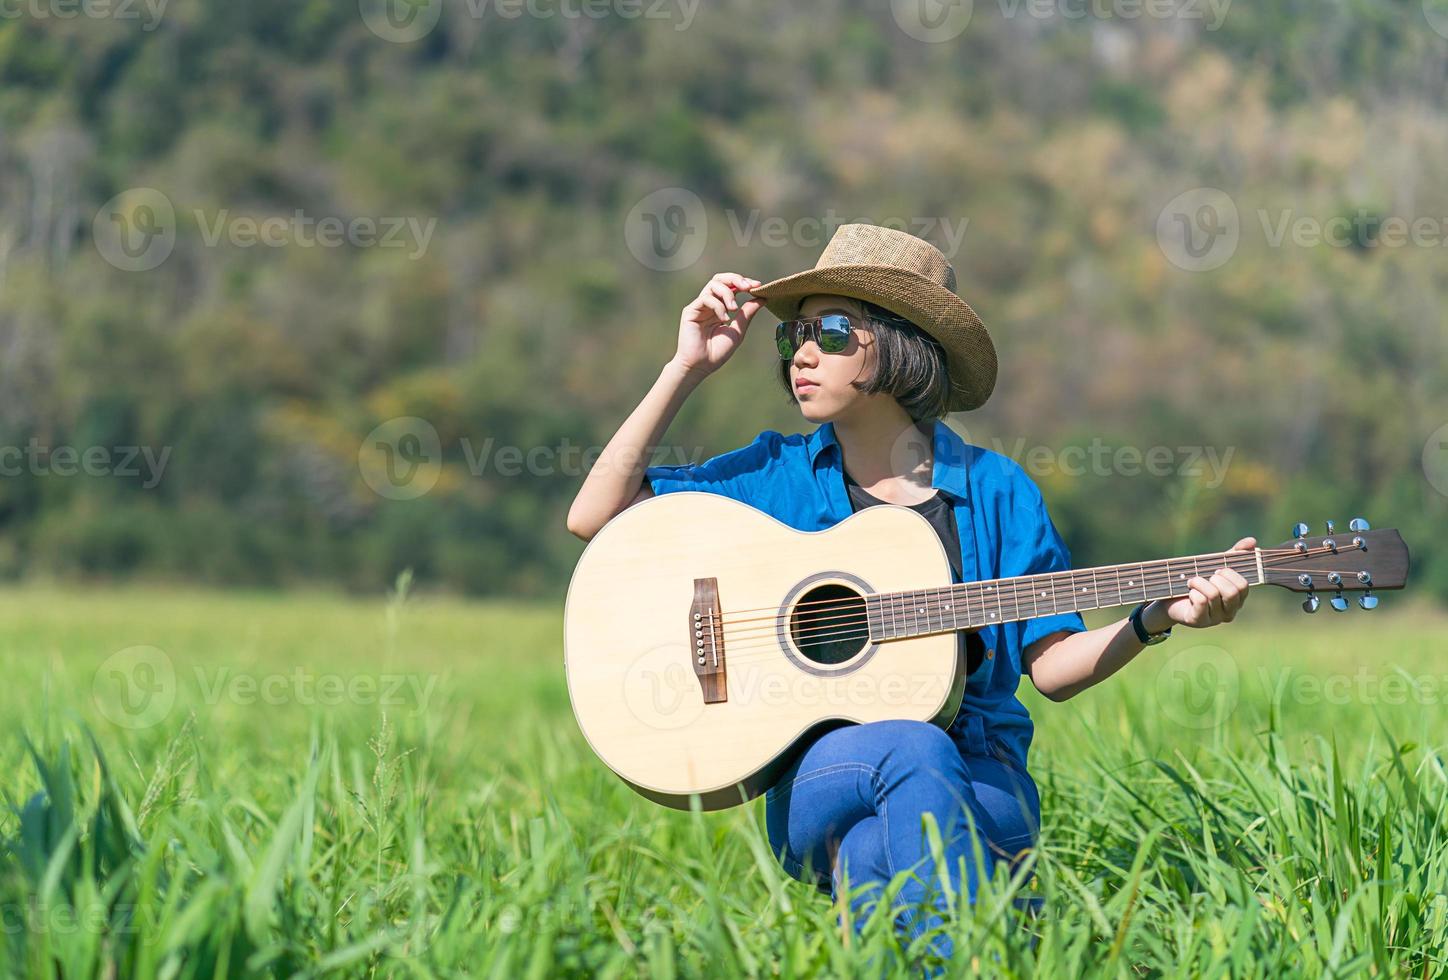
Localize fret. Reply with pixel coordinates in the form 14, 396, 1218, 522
1165, 558, 1191, 599
873, 550, 1266, 642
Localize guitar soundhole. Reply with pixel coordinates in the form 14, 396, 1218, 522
790, 583, 869, 666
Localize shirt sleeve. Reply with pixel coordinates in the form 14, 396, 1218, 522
1002, 476, 1088, 654
643, 429, 777, 504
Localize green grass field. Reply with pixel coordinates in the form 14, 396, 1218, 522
0, 581, 1444, 978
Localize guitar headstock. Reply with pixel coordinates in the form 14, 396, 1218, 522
1262, 519, 1409, 612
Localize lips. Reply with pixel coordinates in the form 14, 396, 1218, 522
794, 377, 819, 391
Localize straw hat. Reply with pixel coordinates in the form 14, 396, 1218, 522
747, 222, 997, 412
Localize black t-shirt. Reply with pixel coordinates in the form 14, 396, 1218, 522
843, 469, 985, 675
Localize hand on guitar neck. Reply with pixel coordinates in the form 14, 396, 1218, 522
1139, 535, 1257, 634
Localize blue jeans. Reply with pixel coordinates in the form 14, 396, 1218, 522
764, 717, 1040, 964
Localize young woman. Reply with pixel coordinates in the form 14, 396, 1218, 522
567, 224, 1253, 965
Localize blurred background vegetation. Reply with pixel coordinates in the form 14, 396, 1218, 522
0, 0, 1444, 601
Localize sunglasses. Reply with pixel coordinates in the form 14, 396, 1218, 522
775, 313, 861, 360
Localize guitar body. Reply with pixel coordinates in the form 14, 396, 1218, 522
564, 491, 966, 811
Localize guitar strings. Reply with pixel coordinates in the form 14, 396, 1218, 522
713, 545, 1305, 639
697, 545, 1368, 664
711, 551, 1325, 654
712, 546, 1317, 625
710, 554, 1352, 659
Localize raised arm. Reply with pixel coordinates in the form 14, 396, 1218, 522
565, 272, 764, 541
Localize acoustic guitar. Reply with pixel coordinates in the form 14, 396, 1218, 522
564, 492, 1409, 811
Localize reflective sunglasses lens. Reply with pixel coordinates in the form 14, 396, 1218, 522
775, 322, 794, 359
818, 314, 852, 353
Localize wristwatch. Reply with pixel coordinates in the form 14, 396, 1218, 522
1130, 601, 1173, 645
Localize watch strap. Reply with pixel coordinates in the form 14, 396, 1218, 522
1130, 601, 1171, 644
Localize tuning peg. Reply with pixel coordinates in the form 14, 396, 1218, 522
1348, 517, 1370, 532
1302, 593, 1319, 613
1292, 522, 1309, 539
1330, 593, 1349, 611
1325, 520, 1335, 535
1359, 592, 1378, 610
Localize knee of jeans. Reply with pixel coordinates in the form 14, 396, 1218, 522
881, 719, 963, 775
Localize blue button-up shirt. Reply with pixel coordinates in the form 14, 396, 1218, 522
645, 418, 1086, 774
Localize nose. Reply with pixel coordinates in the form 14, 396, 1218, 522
792, 340, 820, 369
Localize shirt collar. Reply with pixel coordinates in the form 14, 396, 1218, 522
807, 418, 971, 500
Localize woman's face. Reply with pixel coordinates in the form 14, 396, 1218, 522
785, 294, 878, 421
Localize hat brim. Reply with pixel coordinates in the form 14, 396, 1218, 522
747, 264, 997, 412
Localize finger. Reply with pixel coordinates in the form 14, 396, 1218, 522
1207, 576, 1231, 621
1221, 585, 1244, 620
694, 291, 729, 321
1219, 567, 1249, 590
1229, 536, 1257, 552
1187, 589, 1210, 625
1190, 576, 1223, 622
1212, 572, 1241, 618
706, 281, 738, 311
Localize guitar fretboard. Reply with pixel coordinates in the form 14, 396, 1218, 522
865, 549, 1263, 641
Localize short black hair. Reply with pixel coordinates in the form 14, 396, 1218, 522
777, 298, 952, 421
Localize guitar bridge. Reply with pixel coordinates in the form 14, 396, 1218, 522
690, 578, 727, 703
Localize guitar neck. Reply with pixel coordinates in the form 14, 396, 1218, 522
868, 548, 1264, 642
